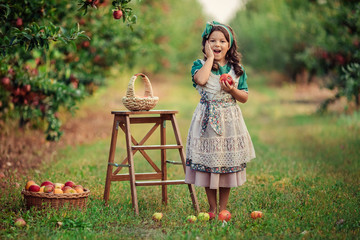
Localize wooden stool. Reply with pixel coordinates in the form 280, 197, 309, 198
103, 110, 199, 215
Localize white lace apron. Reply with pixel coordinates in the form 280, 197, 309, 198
185, 67, 255, 174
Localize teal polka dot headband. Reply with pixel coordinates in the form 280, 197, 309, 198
201, 21, 234, 47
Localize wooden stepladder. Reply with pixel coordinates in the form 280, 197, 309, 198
103, 110, 199, 215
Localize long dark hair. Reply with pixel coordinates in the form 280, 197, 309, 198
202, 25, 243, 77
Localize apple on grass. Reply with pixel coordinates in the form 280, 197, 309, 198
251, 211, 264, 219
198, 212, 210, 221
208, 212, 216, 220
152, 212, 163, 221
14, 218, 26, 227
218, 210, 231, 222
186, 215, 197, 223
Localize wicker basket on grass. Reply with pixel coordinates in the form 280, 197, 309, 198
21, 189, 90, 210
122, 73, 159, 111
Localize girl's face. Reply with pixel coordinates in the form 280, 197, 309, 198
208, 30, 230, 64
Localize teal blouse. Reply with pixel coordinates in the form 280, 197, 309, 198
191, 59, 248, 91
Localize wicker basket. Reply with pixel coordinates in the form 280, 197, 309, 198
122, 73, 159, 111
21, 189, 90, 210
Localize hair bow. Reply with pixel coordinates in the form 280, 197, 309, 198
201, 21, 233, 47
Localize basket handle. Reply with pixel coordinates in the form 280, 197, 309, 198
126, 73, 155, 98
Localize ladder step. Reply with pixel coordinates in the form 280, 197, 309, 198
132, 145, 182, 150
135, 180, 186, 186
166, 160, 183, 165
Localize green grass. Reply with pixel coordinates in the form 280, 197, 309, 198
1, 69, 359, 239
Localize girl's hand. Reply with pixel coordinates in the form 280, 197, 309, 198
220, 79, 235, 93
205, 40, 214, 59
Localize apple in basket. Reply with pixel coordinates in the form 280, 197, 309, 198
64, 181, 76, 188
25, 180, 36, 190
40, 181, 54, 187
74, 185, 84, 193
28, 184, 41, 192
44, 184, 54, 193
54, 183, 64, 189
63, 187, 77, 194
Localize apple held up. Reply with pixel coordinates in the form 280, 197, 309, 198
220, 73, 234, 85
152, 212, 163, 222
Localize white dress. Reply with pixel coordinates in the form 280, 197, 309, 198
185, 64, 256, 189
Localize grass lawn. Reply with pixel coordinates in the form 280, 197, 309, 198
1, 69, 359, 239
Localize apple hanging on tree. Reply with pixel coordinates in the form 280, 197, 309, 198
113, 9, 123, 19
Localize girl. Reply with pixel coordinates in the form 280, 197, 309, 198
185, 21, 256, 215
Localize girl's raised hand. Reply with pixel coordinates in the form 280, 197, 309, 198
205, 40, 214, 59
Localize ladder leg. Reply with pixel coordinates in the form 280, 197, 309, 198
124, 115, 139, 215
104, 116, 119, 206
160, 116, 167, 205
170, 114, 200, 213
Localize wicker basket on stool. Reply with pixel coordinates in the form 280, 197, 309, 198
122, 73, 159, 111
21, 189, 90, 210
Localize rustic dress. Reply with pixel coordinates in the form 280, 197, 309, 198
185, 59, 256, 189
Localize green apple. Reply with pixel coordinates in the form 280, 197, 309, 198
152, 212, 163, 221
198, 212, 210, 221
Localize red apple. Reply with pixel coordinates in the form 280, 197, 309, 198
62, 186, 72, 192
208, 212, 216, 220
16, 18, 23, 27
1, 77, 10, 86
218, 210, 231, 222
14, 218, 26, 227
24, 84, 31, 92
186, 215, 197, 223
220, 74, 234, 85
25, 180, 36, 190
44, 185, 54, 193
251, 211, 263, 219
40, 181, 54, 187
28, 184, 41, 192
113, 9, 123, 19
64, 181, 75, 188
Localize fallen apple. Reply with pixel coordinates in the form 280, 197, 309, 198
28, 184, 40, 192
113, 9, 123, 19
14, 218, 26, 227
220, 73, 234, 85
208, 212, 216, 220
186, 215, 197, 223
251, 211, 263, 219
152, 212, 163, 221
198, 212, 210, 221
218, 210, 231, 222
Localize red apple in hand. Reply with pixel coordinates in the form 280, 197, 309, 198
220, 74, 233, 85
113, 9, 123, 19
